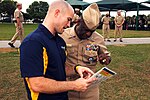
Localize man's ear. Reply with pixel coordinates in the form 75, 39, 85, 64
54, 9, 60, 17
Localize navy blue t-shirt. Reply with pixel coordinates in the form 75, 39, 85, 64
20, 24, 68, 100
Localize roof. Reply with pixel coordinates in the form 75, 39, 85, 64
66, 0, 89, 6
96, 0, 133, 5
142, 0, 150, 4
65, 0, 89, 10
95, 0, 150, 11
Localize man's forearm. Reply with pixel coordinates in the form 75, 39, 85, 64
28, 77, 75, 94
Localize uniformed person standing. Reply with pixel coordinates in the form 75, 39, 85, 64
8, 3, 24, 48
60, 3, 111, 100
101, 13, 111, 42
114, 10, 125, 42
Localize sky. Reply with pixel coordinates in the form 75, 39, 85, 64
15, 0, 150, 17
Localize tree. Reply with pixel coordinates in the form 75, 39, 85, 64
22, 12, 32, 23
0, 0, 16, 17
26, 1, 48, 21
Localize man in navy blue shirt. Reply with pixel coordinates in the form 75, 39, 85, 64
20, 1, 95, 100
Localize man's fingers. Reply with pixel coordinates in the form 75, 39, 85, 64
87, 73, 92, 79
86, 69, 94, 75
86, 77, 97, 83
78, 72, 83, 78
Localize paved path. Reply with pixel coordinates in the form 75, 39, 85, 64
105, 38, 150, 45
0, 38, 150, 48
0, 40, 21, 48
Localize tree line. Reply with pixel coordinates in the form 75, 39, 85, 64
0, 0, 48, 23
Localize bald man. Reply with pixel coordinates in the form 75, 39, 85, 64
20, 1, 95, 100
114, 10, 125, 42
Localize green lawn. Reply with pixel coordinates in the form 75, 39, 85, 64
98, 44, 150, 100
0, 50, 27, 100
96, 29, 150, 38
0, 23, 38, 40
0, 23, 150, 40
0, 44, 150, 100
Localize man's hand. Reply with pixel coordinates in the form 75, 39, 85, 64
73, 77, 96, 92
98, 53, 111, 65
76, 66, 94, 79
117, 24, 121, 28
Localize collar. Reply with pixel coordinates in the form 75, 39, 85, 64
67, 25, 77, 39
117, 15, 122, 17
38, 24, 57, 40
16, 8, 21, 11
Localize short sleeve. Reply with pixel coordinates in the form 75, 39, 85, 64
14, 10, 20, 18
20, 40, 44, 78
101, 17, 104, 22
114, 17, 116, 21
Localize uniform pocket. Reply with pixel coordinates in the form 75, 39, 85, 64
82, 47, 97, 64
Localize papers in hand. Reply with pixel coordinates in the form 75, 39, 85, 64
89, 67, 117, 87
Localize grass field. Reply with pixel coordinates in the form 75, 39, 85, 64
0, 44, 150, 100
0, 23, 38, 40
0, 23, 150, 40
99, 44, 150, 100
0, 50, 27, 100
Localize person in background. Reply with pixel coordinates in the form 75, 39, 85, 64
60, 3, 111, 100
114, 10, 125, 42
101, 13, 111, 42
71, 8, 80, 26
8, 3, 24, 48
20, 1, 96, 100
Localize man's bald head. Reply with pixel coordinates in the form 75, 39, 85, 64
48, 0, 74, 15
43, 0, 74, 34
